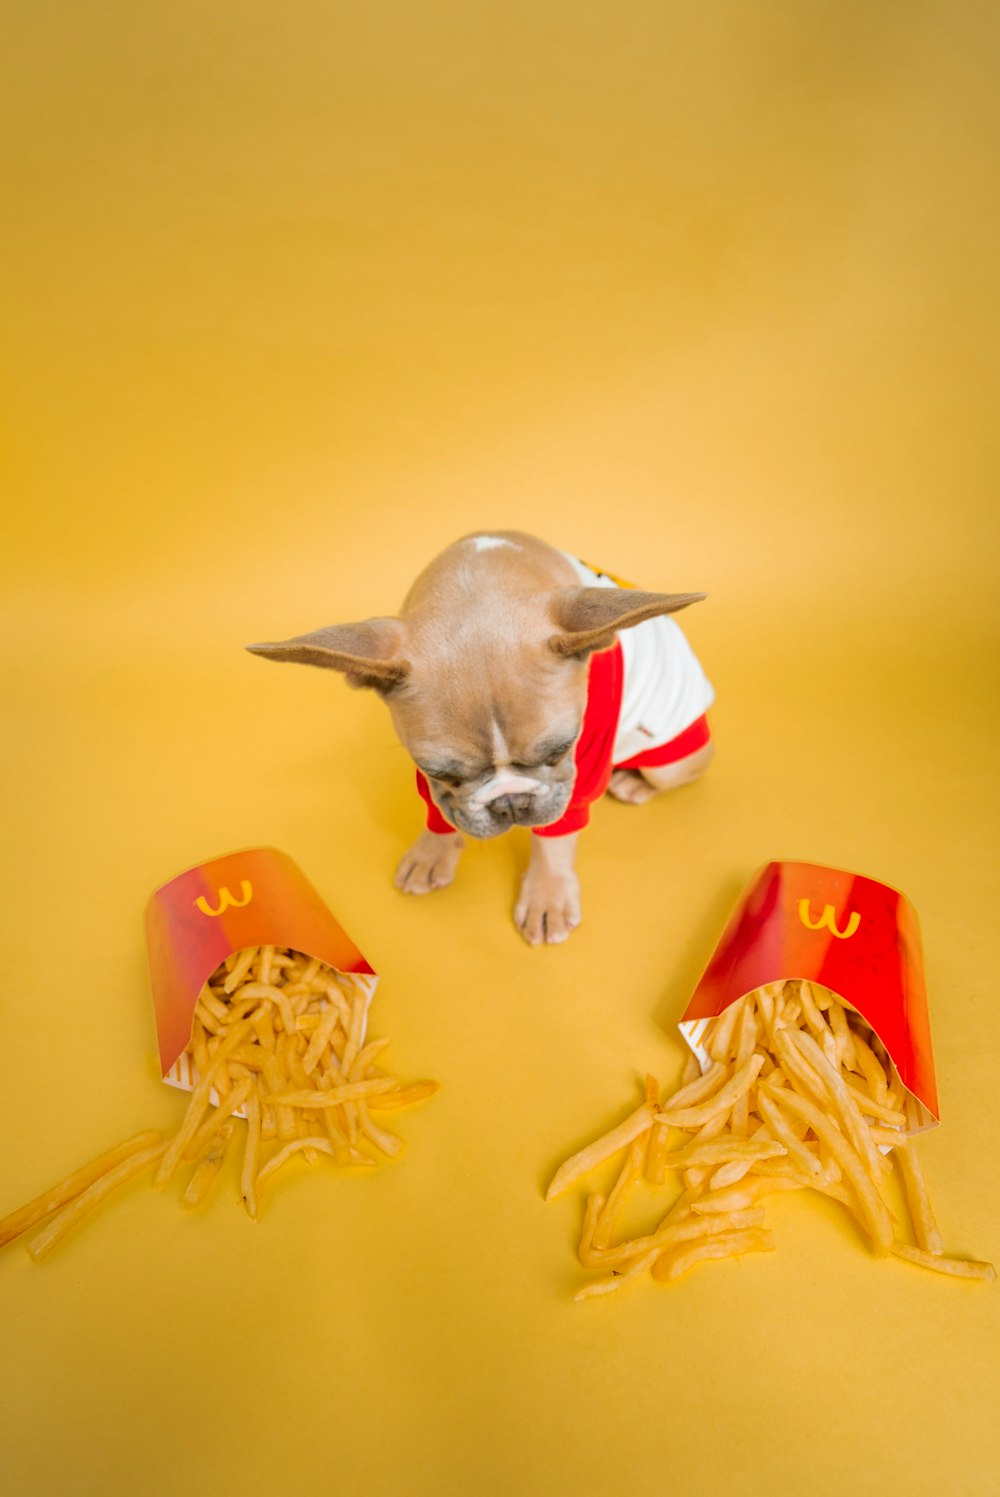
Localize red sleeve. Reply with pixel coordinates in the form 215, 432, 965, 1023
415, 769, 458, 833
532, 642, 623, 838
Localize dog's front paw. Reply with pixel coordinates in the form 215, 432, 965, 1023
514, 866, 582, 946
394, 830, 465, 895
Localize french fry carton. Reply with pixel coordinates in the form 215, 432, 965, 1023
680, 860, 939, 1134
145, 847, 377, 1109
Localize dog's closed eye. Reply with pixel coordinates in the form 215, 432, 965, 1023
416, 758, 475, 789
512, 738, 577, 772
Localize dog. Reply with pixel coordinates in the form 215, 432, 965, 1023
247, 530, 714, 945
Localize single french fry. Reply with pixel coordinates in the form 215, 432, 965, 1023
895, 1141, 944, 1255
655, 1053, 765, 1129
266, 1078, 398, 1108
690, 1175, 806, 1213
194, 1000, 223, 1037
660, 1136, 785, 1171
250, 1006, 277, 1052
578, 1192, 605, 1265
223, 946, 258, 993
190, 1015, 211, 1074
779, 989, 801, 1026
828, 995, 858, 1072
182, 1124, 234, 1208
256, 1137, 337, 1187
707, 999, 743, 1061
656, 1060, 728, 1114
593, 1135, 646, 1249
841, 1076, 906, 1126
0, 1130, 163, 1250
870, 1126, 907, 1149
240, 1086, 262, 1219
730, 1006, 759, 1136
257, 945, 275, 986
367, 1080, 440, 1111
852, 1030, 891, 1105
891, 1243, 996, 1281
198, 986, 230, 1024
754, 986, 776, 1047
645, 1120, 672, 1186
27, 1142, 167, 1260
574, 1246, 663, 1300
322, 983, 353, 1028
546, 1103, 656, 1201
349, 1036, 393, 1082
710, 1137, 767, 1189
224, 1044, 267, 1071
301, 1004, 340, 1076
651, 1227, 775, 1283
357, 1105, 404, 1158
341, 991, 367, 1077
797, 981, 836, 1063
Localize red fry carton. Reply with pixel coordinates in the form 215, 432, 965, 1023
145, 847, 377, 1103
679, 860, 939, 1134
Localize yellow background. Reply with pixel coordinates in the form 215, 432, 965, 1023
2, 4, 999, 1494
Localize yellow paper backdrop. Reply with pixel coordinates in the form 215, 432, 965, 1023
2, 4, 998, 1494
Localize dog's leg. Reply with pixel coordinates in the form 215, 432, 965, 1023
514, 832, 581, 946
607, 740, 715, 805
394, 830, 465, 894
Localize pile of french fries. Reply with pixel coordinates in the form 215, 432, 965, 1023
0, 946, 438, 1262
546, 980, 995, 1300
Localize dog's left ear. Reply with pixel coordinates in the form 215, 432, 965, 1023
246, 618, 410, 692
548, 587, 706, 658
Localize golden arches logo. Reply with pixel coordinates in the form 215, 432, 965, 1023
797, 899, 860, 940
194, 880, 253, 918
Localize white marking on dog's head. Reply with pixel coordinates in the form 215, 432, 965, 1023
470, 535, 517, 553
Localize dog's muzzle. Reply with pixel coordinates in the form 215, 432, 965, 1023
486, 791, 537, 826
446, 772, 572, 838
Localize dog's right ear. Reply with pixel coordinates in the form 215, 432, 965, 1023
246, 619, 411, 693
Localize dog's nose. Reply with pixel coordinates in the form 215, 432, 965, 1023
490, 792, 535, 823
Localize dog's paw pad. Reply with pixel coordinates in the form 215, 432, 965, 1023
514, 873, 582, 946
394, 834, 464, 895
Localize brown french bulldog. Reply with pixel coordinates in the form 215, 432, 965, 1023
247, 531, 714, 944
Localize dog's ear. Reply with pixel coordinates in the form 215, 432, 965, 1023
246, 619, 410, 692
548, 588, 706, 659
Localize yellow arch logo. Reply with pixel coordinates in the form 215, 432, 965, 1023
194, 880, 253, 918
798, 899, 860, 940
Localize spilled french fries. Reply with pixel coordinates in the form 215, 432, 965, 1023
546, 981, 995, 1300
1, 946, 438, 1261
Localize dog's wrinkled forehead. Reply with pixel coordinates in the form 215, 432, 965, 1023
388, 624, 588, 778
401, 690, 580, 784
414, 724, 581, 787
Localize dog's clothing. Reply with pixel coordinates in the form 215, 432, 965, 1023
415, 556, 715, 838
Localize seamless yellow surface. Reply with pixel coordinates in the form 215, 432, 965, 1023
2, 4, 998, 1494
